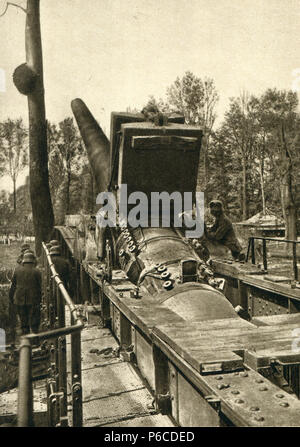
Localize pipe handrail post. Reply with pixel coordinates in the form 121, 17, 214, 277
251, 237, 255, 265
17, 338, 34, 427
293, 242, 298, 282
262, 238, 267, 271
71, 314, 82, 427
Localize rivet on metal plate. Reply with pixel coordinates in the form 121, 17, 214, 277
217, 383, 229, 390
254, 416, 264, 422
235, 399, 244, 404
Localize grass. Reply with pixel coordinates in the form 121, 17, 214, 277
0, 241, 36, 284
0, 241, 26, 270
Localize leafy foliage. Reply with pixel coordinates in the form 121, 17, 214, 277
0, 118, 28, 211
47, 117, 89, 224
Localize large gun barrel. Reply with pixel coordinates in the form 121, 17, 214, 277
71, 98, 110, 194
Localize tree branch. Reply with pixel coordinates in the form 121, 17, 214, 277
0, 1, 27, 17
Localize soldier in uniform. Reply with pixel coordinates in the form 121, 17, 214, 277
16, 243, 30, 265
8, 244, 31, 342
49, 246, 72, 292
205, 200, 245, 261
49, 240, 60, 248
23, 249, 38, 266
9, 252, 42, 335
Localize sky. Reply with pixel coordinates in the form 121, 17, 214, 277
1, 0, 300, 191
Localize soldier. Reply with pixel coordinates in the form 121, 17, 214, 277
9, 252, 42, 335
49, 246, 72, 292
16, 243, 30, 265
205, 200, 245, 261
8, 243, 31, 342
23, 248, 38, 266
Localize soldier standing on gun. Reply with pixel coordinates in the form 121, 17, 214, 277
205, 200, 245, 261
9, 252, 42, 335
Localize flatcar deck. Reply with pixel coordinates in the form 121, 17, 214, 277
53, 226, 300, 426
67, 318, 173, 427
71, 269, 300, 426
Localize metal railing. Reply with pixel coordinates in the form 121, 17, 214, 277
246, 236, 300, 281
17, 243, 84, 427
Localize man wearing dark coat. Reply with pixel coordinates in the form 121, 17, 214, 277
49, 245, 72, 292
205, 200, 245, 261
16, 243, 31, 265
9, 252, 42, 335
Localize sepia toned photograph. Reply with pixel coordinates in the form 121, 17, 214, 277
0, 0, 300, 432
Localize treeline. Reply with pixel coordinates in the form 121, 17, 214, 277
146, 72, 299, 239
0, 118, 96, 234
0, 71, 299, 238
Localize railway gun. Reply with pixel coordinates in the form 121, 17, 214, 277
8, 98, 300, 427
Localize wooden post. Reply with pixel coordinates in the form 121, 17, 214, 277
12, 0, 54, 255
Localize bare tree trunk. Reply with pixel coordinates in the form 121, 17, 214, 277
203, 139, 209, 194
259, 158, 266, 215
197, 147, 207, 196
242, 156, 248, 220
280, 166, 297, 241
54, 180, 68, 225
13, 177, 16, 212
25, 0, 54, 255
91, 170, 96, 214
280, 123, 297, 242
66, 169, 71, 215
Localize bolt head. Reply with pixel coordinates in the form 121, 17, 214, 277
217, 383, 229, 390
259, 386, 268, 391
279, 402, 289, 408
235, 398, 244, 404
254, 416, 264, 422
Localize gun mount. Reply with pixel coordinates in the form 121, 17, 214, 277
48, 99, 300, 427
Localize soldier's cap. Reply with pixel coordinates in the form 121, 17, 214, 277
49, 240, 60, 247
24, 249, 35, 254
209, 200, 223, 208
22, 252, 36, 264
21, 243, 30, 252
50, 246, 61, 255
